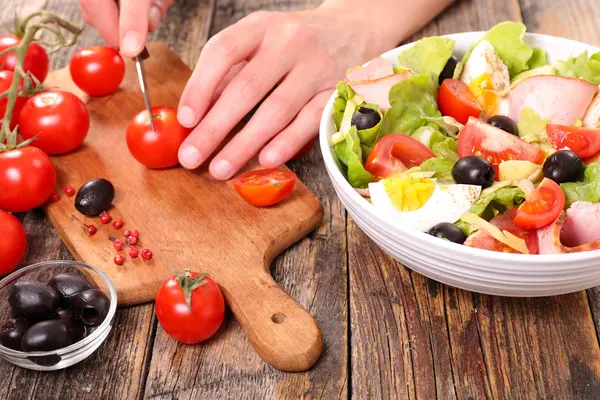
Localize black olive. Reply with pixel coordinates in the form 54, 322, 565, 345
8, 281, 60, 322
57, 309, 87, 343
438, 56, 459, 85
0, 318, 31, 351
73, 289, 110, 327
351, 107, 381, 131
49, 273, 93, 307
452, 156, 495, 188
487, 115, 518, 136
427, 223, 467, 244
543, 150, 585, 184
21, 320, 72, 352
75, 178, 115, 217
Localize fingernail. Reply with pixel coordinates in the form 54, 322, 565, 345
262, 151, 281, 167
179, 144, 202, 169
211, 159, 232, 180
121, 32, 142, 57
148, 6, 162, 31
178, 106, 196, 127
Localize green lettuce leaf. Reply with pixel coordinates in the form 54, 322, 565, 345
380, 74, 441, 136
355, 103, 383, 147
332, 81, 356, 131
560, 162, 600, 207
411, 126, 458, 162
397, 37, 455, 78
333, 126, 375, 188
555, 51, 600, 86
528, 48, 548, 69
516, 107, 552, 149
462, 21, 534, 78
419, 157, 455, 181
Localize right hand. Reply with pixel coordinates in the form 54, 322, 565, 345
79, 0, 174, 57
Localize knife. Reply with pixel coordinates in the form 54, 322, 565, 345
114, 0, 156, 133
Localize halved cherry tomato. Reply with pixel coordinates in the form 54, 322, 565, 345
233, 168, 297, 207
19, 90, 90, 155
126, 107, 192, 169
291, 137, 317, 160
0, 35, 49, 83
438, 79, 482, 124
69, 46, 125, 96
458, 118, 545, 174
0, 70, 27, 130
364, 134, 435, 180
466, 208, 539, 254
546, 124, 600, 158
513, 178, 565, 229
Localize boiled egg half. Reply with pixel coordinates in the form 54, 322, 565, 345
369, 177, 481, 231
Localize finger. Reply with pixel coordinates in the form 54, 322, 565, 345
178, 47, 295, 172
212, 61, 247, 106
177, 13, 267, 128
209, 61, 326, 179
80, 6, 92, 24
119, 0, 152, 57
259, 90, 330, 168
148, 0, 174, 32
80, 0, 120, 48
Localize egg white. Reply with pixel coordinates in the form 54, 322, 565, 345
369, 180, 481, 232
460, 40, 510, 93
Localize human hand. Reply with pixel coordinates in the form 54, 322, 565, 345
79, 0, 174, 57
176, 7, 397, 180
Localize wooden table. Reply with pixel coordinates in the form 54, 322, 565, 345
2, 0, 600, 398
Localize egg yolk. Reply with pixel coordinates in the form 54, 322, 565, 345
383, 177, 435, 211
469, 74, 497, 116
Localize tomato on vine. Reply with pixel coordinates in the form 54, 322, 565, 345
0, 211, 27, 276
19, 90, 90, 155
0, 147, 56, 212
0, 71, 27, 130
155, 269, 225, 344
69, 46, 125, 96
0, 34, 49, 83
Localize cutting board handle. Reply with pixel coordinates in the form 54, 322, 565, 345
222, 264, 323, 372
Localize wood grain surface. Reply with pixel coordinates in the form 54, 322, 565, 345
3, 0, 600, 398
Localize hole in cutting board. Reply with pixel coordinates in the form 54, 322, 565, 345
271, 312, 286, 324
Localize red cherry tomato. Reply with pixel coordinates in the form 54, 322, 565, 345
458, 118, 545, 171
233, 168, 297, 207
126, 107, 192, 169
0, 35, 49, 83
291, 137, 317, 160
0, 70, 27, 130
69, 46, 125, 96
546, 124, 600, 158
18, 90, 90, 155
0, 147, 56, 212
466, 208, 539, 254
438, 79, 482, 124
155, 270, 225, 344
365, 134, 435, 180
0, 211, 27, 276
513, 178, 565, 229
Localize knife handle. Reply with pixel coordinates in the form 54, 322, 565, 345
113, 0, 150, 61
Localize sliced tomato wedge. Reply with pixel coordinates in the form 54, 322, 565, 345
458, 118, 545, 176
546, 124, 600, 158
365, 134, 435, 180
438, 79, 482, 124
466, 208, 539, 254
513, 178, 565, 229
233, 168, 297, 207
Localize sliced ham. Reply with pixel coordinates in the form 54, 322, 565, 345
344, 56, 394, 83
349, 73, 411, 112
508, 75, 598, 125
583, 89, 600, 128
537, 203, 600, 254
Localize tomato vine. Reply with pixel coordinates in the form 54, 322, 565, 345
0, 11, 83, 150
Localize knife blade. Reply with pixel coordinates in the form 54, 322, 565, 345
114, 0, 155, 133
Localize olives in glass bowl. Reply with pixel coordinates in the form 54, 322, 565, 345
0, 261, 117, 371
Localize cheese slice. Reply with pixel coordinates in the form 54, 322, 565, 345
461, 212, 529, 254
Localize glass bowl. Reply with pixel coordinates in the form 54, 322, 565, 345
0, 260, 117, 371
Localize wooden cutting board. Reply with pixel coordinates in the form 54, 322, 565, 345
41, 42, 324, 372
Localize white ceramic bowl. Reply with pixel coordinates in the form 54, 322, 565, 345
319, 32, 600, 297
